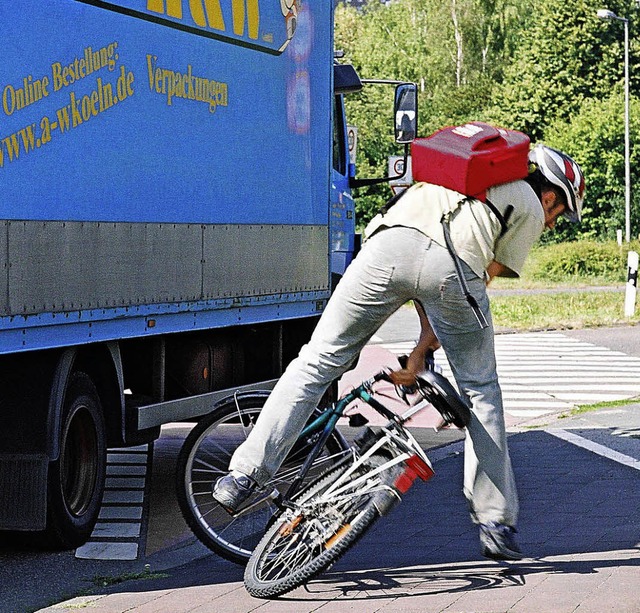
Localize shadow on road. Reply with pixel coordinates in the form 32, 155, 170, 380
81, 428, 640, 609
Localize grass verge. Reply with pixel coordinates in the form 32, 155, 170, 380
557, 396, 640, 419
91, 565, 169, 588
489, 289, 638, 331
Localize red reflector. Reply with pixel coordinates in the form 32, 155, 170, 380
406, 454, 435, 481
393, 456, 435, 494
394, 468, 417, 494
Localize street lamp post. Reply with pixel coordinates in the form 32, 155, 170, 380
597, 8, 631, 243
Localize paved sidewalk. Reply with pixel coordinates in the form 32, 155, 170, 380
40, 404, 640, 613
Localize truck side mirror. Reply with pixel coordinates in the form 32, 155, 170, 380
394, 83, 418, 144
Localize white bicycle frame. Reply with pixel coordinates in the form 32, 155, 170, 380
298, 417, 433, 508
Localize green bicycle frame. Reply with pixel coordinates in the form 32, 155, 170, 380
286, 375, 397, 501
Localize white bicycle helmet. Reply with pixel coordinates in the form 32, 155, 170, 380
529, 145, 585, 222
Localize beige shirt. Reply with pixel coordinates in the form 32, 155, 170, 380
364, 180, 545, 278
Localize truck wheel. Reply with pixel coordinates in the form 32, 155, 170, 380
46, 372, 106, 549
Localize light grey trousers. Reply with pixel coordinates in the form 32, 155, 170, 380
230, 226, 519, 527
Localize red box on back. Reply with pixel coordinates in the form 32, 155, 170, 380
411, 122, 530, 201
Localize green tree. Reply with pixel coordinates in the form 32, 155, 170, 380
335, 0, 531, 224
335, 0, 640, 239
489, 0, 640, 140
542, 91, 640, 242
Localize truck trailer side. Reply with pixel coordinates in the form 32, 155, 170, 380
0, 0, 416, 548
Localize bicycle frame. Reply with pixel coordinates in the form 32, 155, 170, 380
282, 372, 434, 506
305, 426, 434, 509
242, 360, 470, 599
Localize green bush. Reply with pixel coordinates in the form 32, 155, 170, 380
524, 240, 640, 283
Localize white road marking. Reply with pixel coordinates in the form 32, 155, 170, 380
75, 445, 150, 561
546, 429, 640, 471
378, 333, 640, 418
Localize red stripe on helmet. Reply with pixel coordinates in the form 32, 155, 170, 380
563, 159, 576, 183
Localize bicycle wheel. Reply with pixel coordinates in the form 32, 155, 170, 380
176, 393, 349, 565
244, 452, 398, 599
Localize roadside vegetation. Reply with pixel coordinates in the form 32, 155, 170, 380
489, 240, 640, 330
335, 3, 640, 332
336, 0, 640, 243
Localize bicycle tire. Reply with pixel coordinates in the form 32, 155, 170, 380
244, 452, 397, 598
176, 394, 349, 565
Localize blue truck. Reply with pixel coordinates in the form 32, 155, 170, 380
0, 0, 416, 547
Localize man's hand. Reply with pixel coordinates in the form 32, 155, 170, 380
486, 260, 516, 283
388, 368, 419, 388
390, 302, 441, 386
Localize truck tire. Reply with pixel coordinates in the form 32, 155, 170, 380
46, 372, 107, 549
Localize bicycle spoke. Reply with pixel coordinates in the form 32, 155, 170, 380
273, 542, 314, 578
190, 468, 221, 477
191, 490, 216, 499
233, 393, 256, 439
261, 523, 317, 579
269, 451, 346, 486
192, 440, 236, 468
191, 473, 222, 494
179, 400, 350, 566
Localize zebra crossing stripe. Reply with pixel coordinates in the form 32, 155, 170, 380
75, 444, 150, 561
509, 410, 559, 418
504, 384, 640, 391
378, 333, 640, 418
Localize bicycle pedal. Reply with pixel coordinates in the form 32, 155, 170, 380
348, 413, 369, 427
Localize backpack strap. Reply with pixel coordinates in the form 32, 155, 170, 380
441, 199, 489, 329
484, 198, 513, 237
380, 189, 514, 237
379, 188, 409, 216
439, 195, 515, 328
